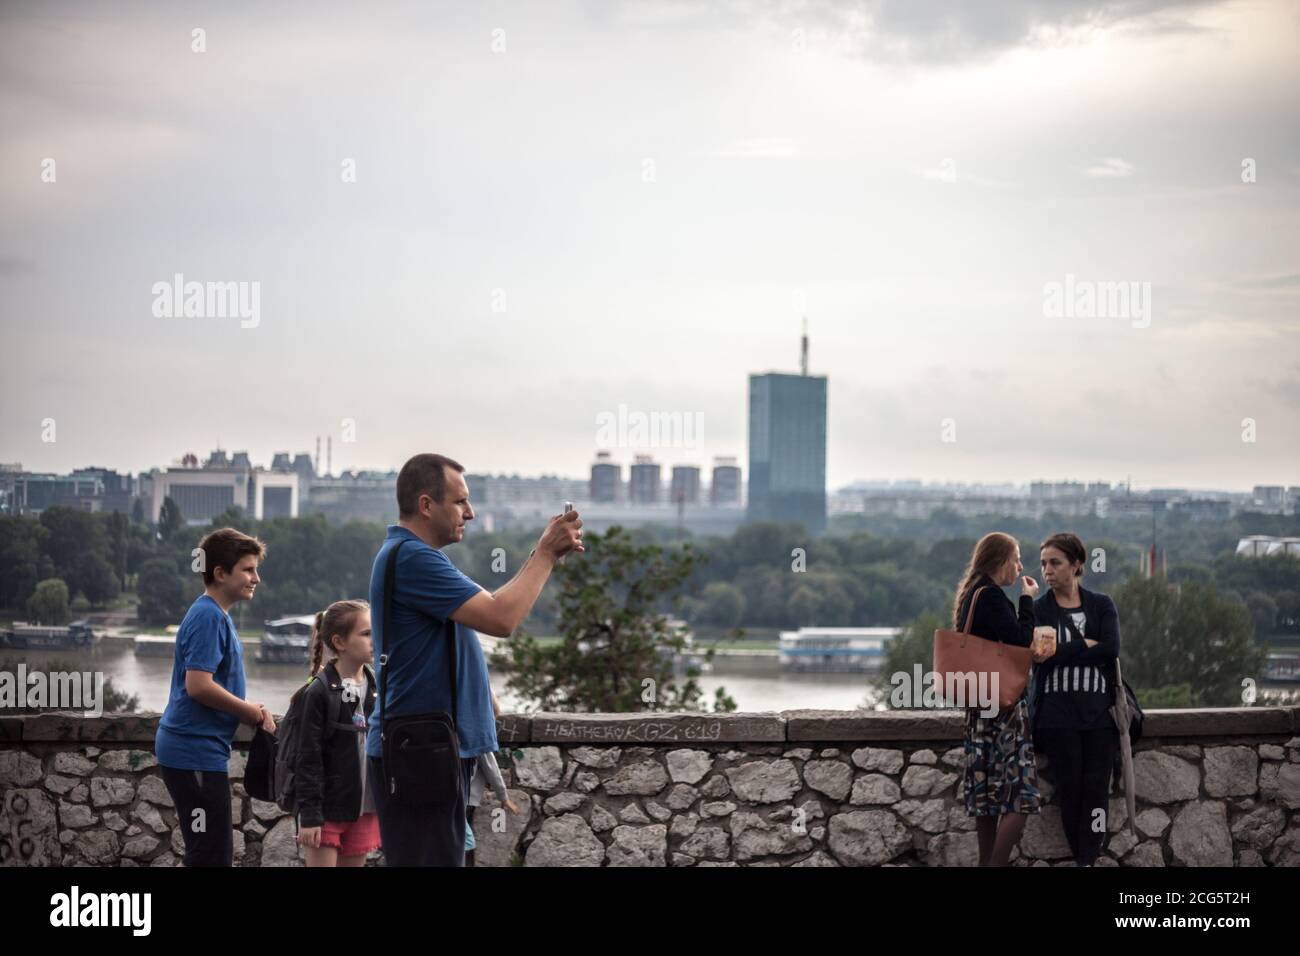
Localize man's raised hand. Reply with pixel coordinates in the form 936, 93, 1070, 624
538, 509, 584, 560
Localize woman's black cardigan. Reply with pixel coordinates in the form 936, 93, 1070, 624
955, 573, 1036, 649
1028, 585, 1121, 726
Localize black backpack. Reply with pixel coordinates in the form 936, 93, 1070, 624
244, 672, 356, 810
244, 726, 278, 803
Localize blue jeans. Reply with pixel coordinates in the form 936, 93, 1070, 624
368, 756, 474, 866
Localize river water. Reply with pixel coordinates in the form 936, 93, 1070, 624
12, 643, 882, 715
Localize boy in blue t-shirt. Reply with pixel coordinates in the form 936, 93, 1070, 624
156, 527, 275, 866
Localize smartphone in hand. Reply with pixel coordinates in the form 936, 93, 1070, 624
559, 502, 573, 563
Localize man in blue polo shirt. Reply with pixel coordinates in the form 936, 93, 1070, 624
367, 452, 583, 866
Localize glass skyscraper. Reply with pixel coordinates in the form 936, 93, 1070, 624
747, 371, 827, 534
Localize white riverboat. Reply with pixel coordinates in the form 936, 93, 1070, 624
778, 627, 900, 673
257, 615, 317, 664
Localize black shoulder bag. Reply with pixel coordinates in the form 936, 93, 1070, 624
378, 540, 462, 804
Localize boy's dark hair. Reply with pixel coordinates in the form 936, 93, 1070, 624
199, 527, 266, 585
396, 453, 464, 518
1040, 532, 1087, 577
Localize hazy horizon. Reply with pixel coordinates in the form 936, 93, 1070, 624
3, 0, 1297, 490
0, 448, 1282, 499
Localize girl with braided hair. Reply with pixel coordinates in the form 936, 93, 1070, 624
295, 599, 381, 866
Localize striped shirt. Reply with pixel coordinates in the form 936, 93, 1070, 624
1044, 608, 1108, 696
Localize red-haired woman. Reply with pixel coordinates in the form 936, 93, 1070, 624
954, 532, 1051, 865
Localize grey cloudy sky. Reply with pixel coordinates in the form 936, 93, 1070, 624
2, 0, 1297, 490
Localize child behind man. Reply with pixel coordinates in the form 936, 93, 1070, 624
465, 689, 519, 866
294, 600, 381, 867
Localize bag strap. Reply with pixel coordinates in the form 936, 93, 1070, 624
961, 586, 989, 635
379, 539, 405, 743
361, 662, 376, 710
303, 671, 344, 741
322, 672, 344, 740
446, 615, 458, 731
378, 539, 459, 738
1059, 607, 1086, 643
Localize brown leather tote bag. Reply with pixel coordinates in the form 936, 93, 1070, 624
932, 586, 1032, 712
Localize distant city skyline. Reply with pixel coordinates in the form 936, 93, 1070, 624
0, 452, 1289, 499
3, 1, 1297, 490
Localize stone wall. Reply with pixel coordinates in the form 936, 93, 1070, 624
2, 708, 1299, 866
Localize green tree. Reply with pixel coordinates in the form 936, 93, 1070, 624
206, 506, 247, 531
697, 581, 745, 628
158, 496, 185, 541
1245, 591, 1278, 638
787, 584, 820, 625
137, 558, 189, 626
125, 525, 157, 579
734, 565, 789, 626
1116, 576, 1266, 707
27, 579, 71, 625
926, 538, 978, 592
75, 552, 121, 607
493, 526, 736, 713
872, 609, 946, 708
107, 510, 129, 591
1136, 683, 1194, 708
712, 522, 809, 580
0, 516, 46, 611
39, 506, 109, 598
1276, 590, 1300, 632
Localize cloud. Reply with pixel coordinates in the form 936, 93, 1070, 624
590, 0, 1224, 64
0, 256, 37, 276
1084, 156, 1136, 177
915, 160, 1019, 189
708, 137, 802, 159
779, 0, 1222, 64
1230, 273, 1300, 292
1262, 369, 1300, 409
1, 0, 1295, 490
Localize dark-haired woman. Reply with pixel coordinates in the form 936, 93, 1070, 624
1031, 533, 1120, 867
954, 531, 1048, 866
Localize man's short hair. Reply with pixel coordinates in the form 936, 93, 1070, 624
198, 527, 266, 585
396, 453, 465, 518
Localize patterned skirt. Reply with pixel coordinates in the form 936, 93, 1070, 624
963, 694, 1042, 817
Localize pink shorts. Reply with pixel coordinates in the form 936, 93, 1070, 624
320, 812, 381, 856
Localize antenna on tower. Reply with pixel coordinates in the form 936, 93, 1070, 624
800, 317, 809, 376
315, 436, 321, 474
